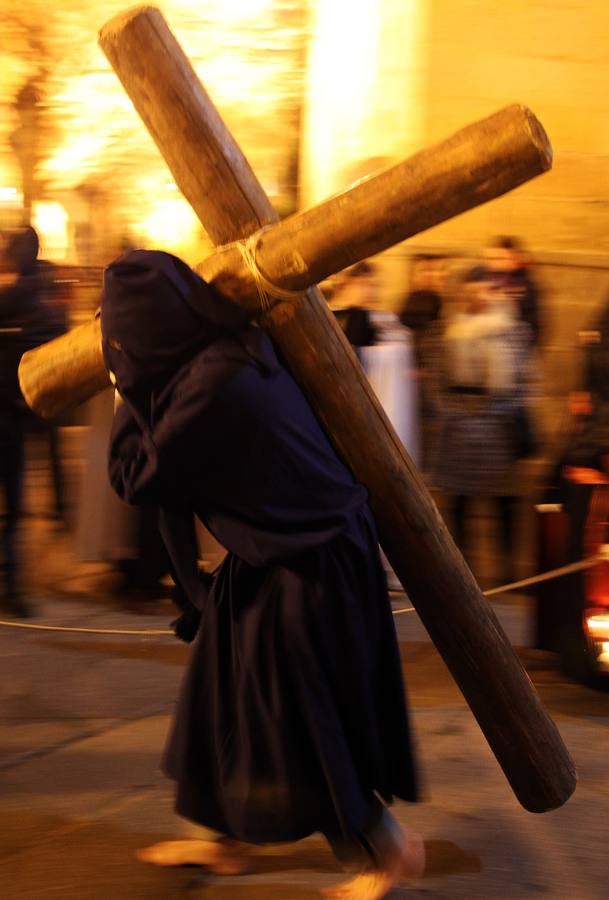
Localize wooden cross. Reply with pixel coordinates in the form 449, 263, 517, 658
19, 6, 575, 812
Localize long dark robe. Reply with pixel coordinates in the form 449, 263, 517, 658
108, 326, 418, 844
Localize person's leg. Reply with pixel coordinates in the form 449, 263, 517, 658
322, 797, 424, 900
2, 437, 29, 616
47, 426, 65, 521
497, 495, 516, 583
116, 506, 171, 607
452, 494, 469, 554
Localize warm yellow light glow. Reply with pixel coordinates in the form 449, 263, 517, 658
200, 53, 270, 106
304, 0, 381, 200
137, 198, 200, 251
32, 201, 69, 259
1, 1, 306, 261
207, 0, 274, 23
586, 613, 609, 639
599, 642, 609, 668
0, 186, 19, 203
46, 133, 108, 175
300, 0, 429, 207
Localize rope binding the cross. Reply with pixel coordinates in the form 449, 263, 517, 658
231, 227, 308, 312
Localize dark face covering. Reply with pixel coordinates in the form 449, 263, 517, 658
100, 249, 249, 415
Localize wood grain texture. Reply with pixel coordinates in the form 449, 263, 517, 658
20, 103, 553, 415
26, 4, 576, 812
19, 318, 108, 420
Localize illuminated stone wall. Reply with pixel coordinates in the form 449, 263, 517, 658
300, 0, 429, 208
419, 1, 609, 424
301, 0, 609, 260
299, 0, 430, 307
299, 0, 609, 419
420, 0, 609, 258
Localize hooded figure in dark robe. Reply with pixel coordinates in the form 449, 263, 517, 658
101, 249, 422, 892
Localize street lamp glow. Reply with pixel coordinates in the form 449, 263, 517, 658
0, 186, 19, 203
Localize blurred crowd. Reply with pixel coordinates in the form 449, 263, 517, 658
2, 226, 609, 616
328, 236, 590, 591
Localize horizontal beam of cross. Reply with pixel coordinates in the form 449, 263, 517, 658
19, 104, 550, 417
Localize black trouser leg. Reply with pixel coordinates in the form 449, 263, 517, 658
496, 495, 515, 556
496, 495, 516, 581
1, 437, 27, 610
47, 426, 65, 520
452, 494, 469, 555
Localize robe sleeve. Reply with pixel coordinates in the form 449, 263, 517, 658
107, 368, 220, 506
107, 403, 162, 505
159, 506, 212, 612
159, 507, 213, 643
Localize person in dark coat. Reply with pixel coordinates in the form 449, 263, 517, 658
541, 292, 609, 500
563, 296, 609, 471
484, 235, 543, 349
398, 254, 446, 472
398, 254, 445, 365
331, 261, 378, 352
0, 227, 63, 616
13, 229, 69, 523
101, 249, 423, 899
428, 266, 531, 585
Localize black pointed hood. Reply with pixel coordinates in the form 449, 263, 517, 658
100, 249, 249, 395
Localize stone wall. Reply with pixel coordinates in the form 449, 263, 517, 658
408, 1, 609, 448
420, 0, 609, 256
301, 0, 609, 449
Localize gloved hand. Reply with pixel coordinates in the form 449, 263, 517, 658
170, 604, 202, 643
169, 566, 214, 643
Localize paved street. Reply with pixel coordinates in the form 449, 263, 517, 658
1, 513, 608, 899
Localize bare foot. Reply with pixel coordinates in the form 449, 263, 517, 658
322, 827, 425, 900
135, 838, 253, 875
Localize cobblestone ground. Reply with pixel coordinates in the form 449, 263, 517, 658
0, 492, 607, 898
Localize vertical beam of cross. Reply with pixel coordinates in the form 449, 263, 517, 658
96, 7, 576, 812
